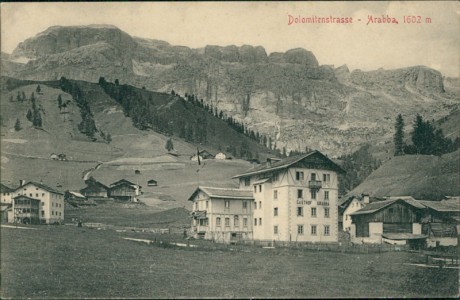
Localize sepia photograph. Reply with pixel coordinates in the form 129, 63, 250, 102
0, 1, 459, 298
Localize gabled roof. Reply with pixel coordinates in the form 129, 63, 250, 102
81, 181, 109, 192
0, 183, 14, 193
110, 179, 136, 187
17, 181, 64, 195
418, 200, 460, 212
350, 198, 425, 216
68, 191, 86, 198
188, 186, 253, 201
232, 151, 345, 179
148, 179, 157, 183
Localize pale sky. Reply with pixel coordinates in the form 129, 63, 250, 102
1, 1, 459, 77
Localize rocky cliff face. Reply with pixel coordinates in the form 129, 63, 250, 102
3, 25, 458, 157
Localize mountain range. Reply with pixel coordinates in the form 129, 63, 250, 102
2, 24, 459, 157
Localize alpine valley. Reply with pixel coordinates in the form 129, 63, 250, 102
2, 24, 459, 158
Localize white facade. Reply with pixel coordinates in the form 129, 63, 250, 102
1, 190, 13, 204
189, 187, 253, 243
215, 153, 226, 160
343, 198, 365, 232
11, 182, 64, 224
236, 152, 342, 243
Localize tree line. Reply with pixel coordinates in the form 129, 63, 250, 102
394, 113, 458, 156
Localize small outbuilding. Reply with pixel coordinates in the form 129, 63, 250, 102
147, 179, 158, 187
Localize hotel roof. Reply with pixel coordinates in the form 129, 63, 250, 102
232, 151, 345, 179
188, 186, 254, 201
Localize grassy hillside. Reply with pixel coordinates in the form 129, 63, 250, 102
0, 77, 257, 210
348, 151, 459, 200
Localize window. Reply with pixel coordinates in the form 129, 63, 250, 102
323, 174, 330, 182
225, 200, 230, 209
297, 189, 303, 199
311, 189, 317, 200
297, 207, 303, 216
311, 173, 316, 181
254, 201, 257, 209
225, 217, 230, 226
311, 225, 317, 235
274, 225, 279, 234
311, 207, 317, 217
42, 193, 45, 196
195, 202, 198, 210
297, 225, 304, 235
41, 210, 44, 216
243, 201, 248, 209
52, 211, 54, 215
29, 193, 32, 197
254, 218, 257, 226
36, 193, 39, 197
259, 185, 262, 192
324, 225, 330, 236
254, 186, 257, 193
206, 201, 209, 209
59, 212, 61, 216
36, 187, 39, 190
325, 207, 330, 218
296, 171, 304, 181
274, 190, 278, 200
234, 215, 239, 227
243, 218, 248, 227
324, 191, 329, 200
259, 218, 262, 226
273, 173, 279, 182
274, 207, 278, 216
259, 201, 262, 209
216, 217, 221, 226
244, 178, 250, 186
41, 202, 44, 206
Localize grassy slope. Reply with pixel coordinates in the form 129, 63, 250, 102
1, 226, 458, 298
348, 151, 459, 199
1, 80, 254, 212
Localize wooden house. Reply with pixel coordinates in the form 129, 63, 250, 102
80, 180, 109, 198
50, 153, 58, 160
147, 179, 157, 187
109, 179, 141, 201
350, 198, 427, 248
199, 150, 214, 160
419, 200, 459, 247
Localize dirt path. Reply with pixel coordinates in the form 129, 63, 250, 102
82, 162, 103, 180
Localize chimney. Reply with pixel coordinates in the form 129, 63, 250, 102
19, 179, 25, 187
362, 193, 370, 204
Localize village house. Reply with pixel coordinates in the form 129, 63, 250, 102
9, 181, 65, 224
349, 198, 427, 248
419, 199, 459, 247
80, 179, 109, 198
339, 194, 376, 232
0, 183, 14, 204
50, 153, 59, 160
188, 186, 254, 243
215, 152, 226, 160
109, 179, 142, 202
11, 195, 41, 224
232, 151, 345, 243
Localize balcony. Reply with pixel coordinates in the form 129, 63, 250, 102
308, 180, 322, 190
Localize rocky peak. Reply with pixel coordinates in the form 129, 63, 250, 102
268, 48, 318, 67
12, 25, 136, 59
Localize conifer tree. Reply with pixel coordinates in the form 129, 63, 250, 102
393, 114, 405, 156
14, 118, 21, 131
